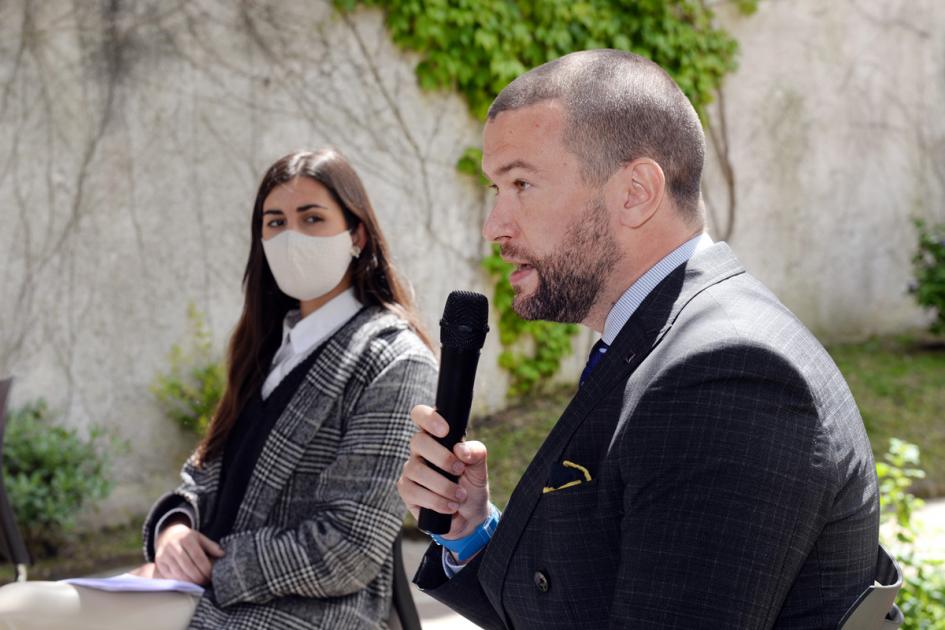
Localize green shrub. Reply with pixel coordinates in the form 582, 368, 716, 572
150, 304, 225, 436
877, 439, 945, 628
911, 219, 945, 335
3, 400, 113, 557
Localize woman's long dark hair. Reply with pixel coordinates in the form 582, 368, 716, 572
196, 149, 432, 464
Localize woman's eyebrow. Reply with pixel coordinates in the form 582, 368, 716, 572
262, 208, 284, 216
296, 203, 328, 212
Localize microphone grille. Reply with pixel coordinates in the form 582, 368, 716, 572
440, 291, 489, 350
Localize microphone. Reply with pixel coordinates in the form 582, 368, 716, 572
418, 290, 490, 535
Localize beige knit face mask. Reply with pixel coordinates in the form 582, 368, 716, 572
262, 230, 357, 301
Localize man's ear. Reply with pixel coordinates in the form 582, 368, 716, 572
612, 158, 666, 229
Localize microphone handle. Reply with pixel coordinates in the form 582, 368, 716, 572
418, 346, 481, 535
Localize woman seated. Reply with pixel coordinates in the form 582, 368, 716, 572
0, 149, 437, 629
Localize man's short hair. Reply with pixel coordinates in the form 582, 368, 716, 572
488, 49, 705, 220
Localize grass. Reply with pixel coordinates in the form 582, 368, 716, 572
828, 334, 945, 498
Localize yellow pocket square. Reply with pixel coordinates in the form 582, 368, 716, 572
542, 460, 592, 494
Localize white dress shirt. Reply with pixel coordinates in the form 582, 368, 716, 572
262, 288, 363, 399
601, 232, 713, 344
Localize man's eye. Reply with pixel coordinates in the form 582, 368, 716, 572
514, 180, 531, 191
488, 183, 499, 196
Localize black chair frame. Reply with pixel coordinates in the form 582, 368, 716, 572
0, 378, 31, 582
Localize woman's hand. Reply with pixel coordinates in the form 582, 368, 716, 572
128, 562, 156, 578
154, 519, 225, 585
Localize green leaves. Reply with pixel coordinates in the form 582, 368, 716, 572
456, 146, 490, 186
877, 439, 945, 629
150, 304, 225, 436
912, 218, 945, 335
337, 0, 740, 122
4, 400, 115, 556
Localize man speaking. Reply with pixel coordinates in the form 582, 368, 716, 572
397, 50, 880, 628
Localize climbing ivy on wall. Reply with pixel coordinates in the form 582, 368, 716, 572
335, 0, 754, 397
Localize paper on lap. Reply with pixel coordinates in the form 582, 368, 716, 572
61, 573, 205, 595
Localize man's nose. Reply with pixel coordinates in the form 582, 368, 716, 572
482, 198, 515, 243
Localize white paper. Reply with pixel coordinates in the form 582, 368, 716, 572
61, 573, 205, 595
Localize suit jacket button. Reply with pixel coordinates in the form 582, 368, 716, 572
534, 570, 550, 593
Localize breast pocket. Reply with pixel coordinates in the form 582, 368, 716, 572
536, 476, 602, 519
505, 479, 621, 628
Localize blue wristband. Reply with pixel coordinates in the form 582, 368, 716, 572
430, 503, 501, 562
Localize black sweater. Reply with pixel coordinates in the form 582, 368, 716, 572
201, 341, 328, 542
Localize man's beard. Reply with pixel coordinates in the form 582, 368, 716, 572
504, 195, 621, 323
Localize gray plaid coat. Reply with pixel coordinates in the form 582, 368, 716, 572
143, 306, 437, 629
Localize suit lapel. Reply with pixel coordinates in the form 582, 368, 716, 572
231, 308, 373, 533
477, 242, 745, 621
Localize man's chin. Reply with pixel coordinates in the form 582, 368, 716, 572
511, 293, 540, 321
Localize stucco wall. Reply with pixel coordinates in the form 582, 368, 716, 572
704, 0, 945, 339
0, 1, 523, 520
0, 0, 941, 521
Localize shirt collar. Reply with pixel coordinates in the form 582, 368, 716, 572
282, 288, 362, 355
601, 233, 714, 345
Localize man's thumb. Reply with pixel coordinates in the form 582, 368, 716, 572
454, 440, 488, 483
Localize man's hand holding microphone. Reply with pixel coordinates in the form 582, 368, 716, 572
397, 291, 499, 565
399, 405, 491, 551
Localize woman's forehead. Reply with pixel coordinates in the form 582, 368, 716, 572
265, 177, 338, 209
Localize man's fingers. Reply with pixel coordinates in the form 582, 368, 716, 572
399, 476, 459, 515
410, 431, 464, 474
410, 405, 449, 438
404, 456, 467, 502
397, 473, 421, 520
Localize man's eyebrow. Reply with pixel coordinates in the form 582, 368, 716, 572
494, 159, 539, 176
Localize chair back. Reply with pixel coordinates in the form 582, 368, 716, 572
0, 378, 31, 580
387, 532, 421, 630
838, 545, 903, 630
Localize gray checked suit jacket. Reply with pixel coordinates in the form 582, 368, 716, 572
143, 306, 437, 629
415, 243, 880, 629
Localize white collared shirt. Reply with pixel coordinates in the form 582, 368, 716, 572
261, 288, 363, 399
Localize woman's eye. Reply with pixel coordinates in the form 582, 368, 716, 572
266, 219, 284, 228
304, 215, 323, 224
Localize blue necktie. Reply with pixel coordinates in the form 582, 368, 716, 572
580, 339, 610, 387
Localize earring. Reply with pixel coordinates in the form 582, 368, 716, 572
351, 245, 362, 258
